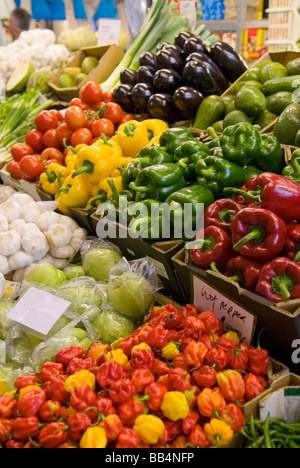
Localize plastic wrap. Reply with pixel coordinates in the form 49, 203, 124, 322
80, 237, 123, 283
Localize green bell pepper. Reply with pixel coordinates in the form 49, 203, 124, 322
129, 200, 165, 240
118, 161, 141, 190
135, 145, 174, 166
173, 140, 210, 162
282, 149, 300, 183
220, 122, 261, 166
159, 127, 194, 154
196, 155, 247, 195
256, 134, 284, 174
129, 163, 186, 202
177, 151, 213, 182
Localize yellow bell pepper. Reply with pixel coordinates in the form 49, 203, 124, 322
133, 414, 165, 445
64, 143, 88, 175
40, 163, 68, 196
146, 135, 160, 147
64, 370, 96, 394
115, 120, 150, 159
204, 418, 234, 447
85, 170, 123, 210
161, 342, 180, 360
19, 385, 41, 399
79, 427, 107, 449
56, 174, 93, 209
92, 136, 123, 159
142, 119, 169, 142
161, 391, 189, 421
104, 348, 128, 367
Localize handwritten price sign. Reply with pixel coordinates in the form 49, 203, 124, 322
193, 276, 257, 344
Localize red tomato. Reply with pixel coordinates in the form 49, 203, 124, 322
49, 109, 64, 122
25, 129, 44, 153
56, 123, 73, 146
91, 118, 115, 138
97, 102, 123, 124
19, 155, 45, 182
69, 98, 90, 111
11, 143, 34, 162
42, 128, 62, 149
102, 91, 113, 102
117, 113, 136, 128
65, 106, 87, 130
79, 81, 103, 105
41, 148, 65, 164
6, 161, 21, 180
35, 110, 59, 133
70, 128, 93, 147
84, 110, 98, 130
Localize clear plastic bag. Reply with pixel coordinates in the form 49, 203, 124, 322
80, 237, 123, 283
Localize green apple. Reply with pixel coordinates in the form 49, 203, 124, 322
64, 67, 82, 78
93, 308, 136, 344
24, 263, 62, 288
107, 272, 154, 320
61, 327, 87, 342
64, 266, 87, 280
83, 248, 122, 282
78, 338, 93, 349
81, 56, 99, 74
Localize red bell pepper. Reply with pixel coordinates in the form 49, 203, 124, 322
144, 325, 170, 348
0, 418, 12, 443
192, 365, 217, 389
17, 388, 46, 417
117, 400, 144, 426
38, 421, 69, 448
116, 428, 141, 448
131, 368, 155, 394
96, 396, 117, 416
197, 387, 226, 418
231, 207, 287, 261
69, 385, 96, 413
43, 375, 70, 404
227, 347, 249, 371
108, 379, 136, 404
216, 369, 246, 402
99, 414, 123, 441
68, 412, 91, 441
182, 340, 209, 368
220, 403, 245, 432
248, 346, 270, 376
38, 400, 62, 423
204, 198, 242, 234
11, 416, 41, 440
187, 424, 211, 448
284, 224, 300, 262
131, 348, 155, 369
144, 382, 168, 411
204, 347, 228, 371
182, 409, 200, 435
0, 394, 17, 418
55, 346, 86, 368
198, 310, 221, 334
223, 256, 264, 291
167, 367, 191, 392
96, 361, 124, 389
39, 362, 64, 382
189, 226, 234, 271
255, 257, 300, 302
244, 373, 266, 401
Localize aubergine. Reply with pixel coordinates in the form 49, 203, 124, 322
209, 42, 248, 83
182, 61, 221, 96
147, 93, 178, 122
131, 83, 155, 113
120, 68, 138, 86
185, 52, 229, 93
112, 84, 135, 113
137, 66, 156, 84
182, 37, 209, 59
155, 48, 184, 74
156, 42, 183, 55
139, 51, 156, 68
173, 86, 204, 118
174, 31, 198, 50
153, 69, 183, 92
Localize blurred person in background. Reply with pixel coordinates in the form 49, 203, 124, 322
8, 7, 31, 40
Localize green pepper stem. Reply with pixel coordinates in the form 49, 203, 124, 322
107, 178, 120, 201
63, 138, 77, 154
45, 167, 57, 184
291, 157, 300, 174
207, 126, 219, 141
85, 192, 107, 211
55, 184, 71, 197
233, 225, 265, 251
57, 171, 64, 188
278, 281, 291, 301
178, 157, 189, 169
129, 182, 150, 193
223, 187, 261, 203
200, 167, 216, 179
210, 261, 223, 275
72, 160, 94, 178
218, 209, 237, 224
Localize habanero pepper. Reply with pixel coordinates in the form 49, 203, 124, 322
183, 316, 205, 340
99, 414, 123, 442
108, 379, 136, 404
55, 346, 86, 369
215, 335, 237, 353
204, 347, 228, 371
167, 368, 191, 392
182, 340, 209, 369
187, 423, 211, 448
255, 257, 300, 303
180, 303, 199, 318
116, 427, 141, 448
11, 416, 41, 440
143, 382, 168, 412
161, 391, 189, 422
43, 375, 70, 404
227, 347, 249, 372
131, 348, 156, 370
14, 374, 40, 391
216, 369, 246, 403
144, 325, 170, 348
198, 310, 221, 335
95, 396, 117, 416
197, 387, 226, 419
248, 346, 270, 376
38, 421, 69, 448
231, 207, 287, 261
184, 386, 201, 411
173, 353, 191, 372
131, 368, 155, 394
244, 373, 266, 401
0, 418, 12, 443
192, 365, 217, 389
38, 400, 62, 423
204, 418, 234, 447
96, 361, 124, 389
117, 400, 144, 427
39, 362, 64, 382
182, 409, 200, 435
220, 403, 245, 432
79, 426, 107, 449
68, 412, 92, 442
0, 394, 17, 418
69, 385, 96, 413
204, 198, 242, 234
17, 387, 46, 417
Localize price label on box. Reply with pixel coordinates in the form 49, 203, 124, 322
97, 19, 121, 46
193, 276, 257, 344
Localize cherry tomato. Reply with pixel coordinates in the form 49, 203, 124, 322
35, 110, 59, 133
19, 155, 45, 182
69, 98, 90, 111
84, 110, 98, 130
56, 123, 73, 146
79, 81, 103, 105
91, 118, 115, 138
117, 113, 136, 128
49, 109, 64, 122
70, 127, 93, 147
97, 102, 123, 124
103, 90, 113, 102
42, 128, 62, 149
11, 143, 34, 162
25, 129, 44, 153
6, 161, 21, 180
65, 106, 87, 130
41, 148, 65, 164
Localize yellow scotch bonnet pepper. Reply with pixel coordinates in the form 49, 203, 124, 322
133, 414, 165, 445
64, 370, 96, 394
104, 348, 128, 367
161, 391, 189, 421
161, 342, 180, 360
79, 427, 107, 449
204, 418, 234, 447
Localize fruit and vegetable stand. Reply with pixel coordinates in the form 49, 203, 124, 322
0, 0, 300, 451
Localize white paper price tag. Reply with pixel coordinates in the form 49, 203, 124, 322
179, 1, 197, 31
97, 19, 121, 46
193, 276, 256, 343
7, 287, 71, 336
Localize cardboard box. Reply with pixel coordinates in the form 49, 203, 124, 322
90, 213, 186, 303
49, 44, 125, 102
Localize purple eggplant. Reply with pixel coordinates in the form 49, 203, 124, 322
185, 52, 229, 93
120, 68, 138, 86
139, 51, 156, 68
183, 61, 221, 96
209, 42, 248, 83
137, 66, 156, 84
173, 86, 204, 118
147, 93, 178, 122
112, 84, 135, 113
153, 69, 183, 92
131, 83, 155, 113
182, 37, 209, 59
156, 42, 183, 55
155, 48, 184, 74
174, 31, 198, 50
